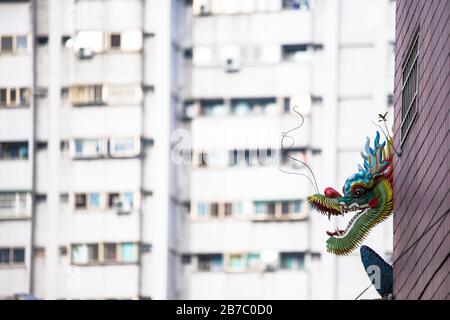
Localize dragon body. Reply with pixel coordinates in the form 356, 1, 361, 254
307, 131, 393, 256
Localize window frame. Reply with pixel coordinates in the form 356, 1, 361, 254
400, 30, 419, 146
70, 138, 108, 159
109, 137, 141, 158
69, 85, 104, 106
0, 247, 26, 267
108, 33, 122, 50
0, 88, 30, 107
0, 35, 29, 54
280, 252, 306, 270
0, 192, 31, 219
70, 242, 139, 266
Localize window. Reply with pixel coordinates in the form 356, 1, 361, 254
282, 44, 309, 61
15, 36, 28, 51
181, 254, 191, 265
255, 201, 266, 215
210, 203, 219, 217
72, 138, 106, 158
72, 243, 138, 265
13, 248, 25, 264
0, 141, 28, 160
72, 244, 88, 264
292, 200, 302, 213
88, 193, 101, 209
0, 248, 10, 264
198, 152, 208, 167
108, 193, 120, 209
0, 247, 25, 266
109, 137, 140, 157
281, 201, 290, 215
74, 192, 104, 210
401, 32, 419, 145
224, 203, 232, 217
228, 149, 274, 167
0, 36, 13, 52
228, 253, 245, 271
280, 252, 305, 270
0, 35, 29, 53
122, 192, 134, 209
310, 252, 321, 262
229, 150, 239, 166
106, 85, 143, 105
120, 243, 138, 263
247, 253, 260, 271
106, 192, 136, 212
282, 0, 310, 10
0, 88, 30, 107
71, 244, 99, 264
198, 254, 222, 272
225, 253, 261, 272
257, 149, 273, 166
232, 203, 243, 215
254, 201, 275, 216
280, 148, 307, 168
195, 202, 243, 219
0, 89, 6, 105
110, 33, 121, 49
197, 203, 209, 216
231, 97, 277, 115
0, 192, 30, 218
103, 243, 117, 262
200, 99, 226, 116
73, 191, 134, 212
69, 85, 103, 106
75, 194, 87, 209
87, 244, 99, 263
254, 199, 305, 220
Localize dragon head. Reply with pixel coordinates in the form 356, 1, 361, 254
307, 131, 393, 255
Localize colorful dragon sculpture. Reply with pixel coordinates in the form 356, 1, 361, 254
307, 131, 393, 256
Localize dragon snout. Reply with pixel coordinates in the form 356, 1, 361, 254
324, 187, 342, 198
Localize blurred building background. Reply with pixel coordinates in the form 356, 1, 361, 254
0, 0, 395, 299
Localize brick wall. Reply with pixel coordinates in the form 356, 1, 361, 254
393, 0, 449, 299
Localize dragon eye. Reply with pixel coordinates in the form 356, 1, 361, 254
354, 188, 365, 197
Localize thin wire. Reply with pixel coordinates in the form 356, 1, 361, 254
354, 208, 449, 300
277, 106, 320, 194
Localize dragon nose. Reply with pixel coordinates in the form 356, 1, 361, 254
324, 187, 342, 198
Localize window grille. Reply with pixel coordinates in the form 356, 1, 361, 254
401, 32, 419, 145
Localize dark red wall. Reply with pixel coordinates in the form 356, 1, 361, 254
393, 0, 449, 300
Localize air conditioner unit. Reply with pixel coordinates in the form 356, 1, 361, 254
260, 249, 278, 272
193, 0, 211, 16
114, 197, 132, 215
224, 57, 240, 73
76, 47, 94, 59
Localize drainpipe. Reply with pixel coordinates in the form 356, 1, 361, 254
29, 0, 38, 296
138, 0, 146, 299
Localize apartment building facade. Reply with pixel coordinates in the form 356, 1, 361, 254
393, 0, 449, 300
176, 0, 396, 299
0, 0, 396, 300
0, 0, 180, 299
